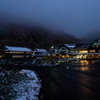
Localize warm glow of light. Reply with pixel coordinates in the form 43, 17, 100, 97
81, 60, 89, 65
66, 67, 69, 69
81, 67, 89, 71
20, 71, 22, 73
92, 61, 95, 63
13, 55, 21, 58
51, 46, 54, 49
11, 51, 12, 53
77, 55, 83, 58
13, 51, 21, 54
79, 50, 88, 53
33, 52, 35, 54
27, 52, 31, 54
5, 51, 8, 53
96, 45, 98, 48
0, 55, 2, 58
89, 50, 96, 53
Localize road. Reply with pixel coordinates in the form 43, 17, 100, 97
30, 60, 100, 100
6, 60, 100, 100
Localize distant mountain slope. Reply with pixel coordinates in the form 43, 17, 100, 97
0, 25, 81, 50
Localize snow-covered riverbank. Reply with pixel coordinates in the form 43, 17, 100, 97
0, 68, 42, 100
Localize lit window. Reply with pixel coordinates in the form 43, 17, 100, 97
79, 50, 88, 53
13, 51, 21, 54
5, 52, 8, 53
0, 55, 2, 58
13, 55, 21, 58
11, 51, 12, 53
33, 52, 35, 54
96, 45, 98, 48
89, 50, 96, 53
27, 52, 31, 54
51, 46, 54, 49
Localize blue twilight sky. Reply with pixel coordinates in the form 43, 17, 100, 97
0, 0, 100, 38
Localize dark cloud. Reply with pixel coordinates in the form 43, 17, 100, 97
0, 0, 100, 38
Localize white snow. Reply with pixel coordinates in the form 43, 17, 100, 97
16, 69, 42, 100
5, 46, 32, 52
34, 49, 47, 52
0, 69, 42, 100
64, 44, 75, 48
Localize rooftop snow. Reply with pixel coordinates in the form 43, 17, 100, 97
64, 44, 75, 48
5, 46, 32, 52
35, 49, 47, 52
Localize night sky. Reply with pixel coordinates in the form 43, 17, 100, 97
0, 0, 100, 38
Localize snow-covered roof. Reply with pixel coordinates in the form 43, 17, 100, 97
32, 54, 37, 56
97, 39, 100, 42
35, 49, 47, 52
64, 44, 75, 48
37, 52, 50, 57
54, 44, 70, 49
5, 46, 32, 52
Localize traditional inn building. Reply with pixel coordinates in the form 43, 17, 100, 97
1, 46, 32, 59
68, 43, 89, 59
49, 44, 70, 58
87, 39, 100, 59
68, 39, 100, 59
32, 48, 49, 59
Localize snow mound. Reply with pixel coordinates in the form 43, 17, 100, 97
16, 69, 42, 100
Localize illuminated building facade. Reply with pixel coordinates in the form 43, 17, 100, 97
49, 44, 70, 58
1, 46, 33, 59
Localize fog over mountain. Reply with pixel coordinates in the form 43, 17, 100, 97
0, 24, 81, 50
83, 31, 100, 42
0, 0, 100, 38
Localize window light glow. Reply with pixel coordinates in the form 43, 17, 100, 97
96, 45, 98, 48
5, 52, 8, 53
89, 50, 96, 53
79, 50, 88, 53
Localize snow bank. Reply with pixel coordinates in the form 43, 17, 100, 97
0, 69, 42, 100
16, 69, 42, 100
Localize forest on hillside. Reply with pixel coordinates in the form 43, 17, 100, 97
0, 25, 81, 50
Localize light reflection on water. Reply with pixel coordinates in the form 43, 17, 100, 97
71, 60, 95, 66
66, 60, 96, 71
69, 66, 89, 71
81, 60, 89, 65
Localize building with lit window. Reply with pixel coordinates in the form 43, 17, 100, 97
32, 48, 49, 59
49, 44, 70, 58
87, 39, 100, 59
1, 46, 33, 59
68, 43, 89, 59
68, 39, 100, 59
